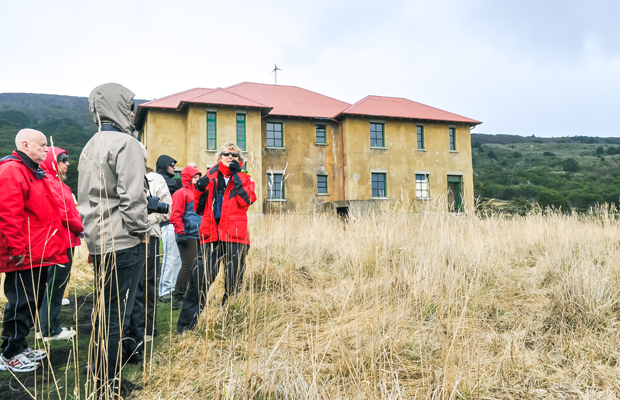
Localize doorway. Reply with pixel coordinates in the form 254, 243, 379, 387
447, 175, 463, 212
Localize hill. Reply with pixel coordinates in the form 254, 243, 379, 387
472, 134, 620, 213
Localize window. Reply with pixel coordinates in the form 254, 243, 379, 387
371, 173, 386, 198
449, 127, 456, 151
317, 175, 328, 194
417, 125, 424, 150
415, 174, 429, 199
236, 114, 246, 151
316, 124, 326, 144
206, 112, 217, 150
370, 123, 384, 147
267, 122, 283, 147
267, 173, 284, 200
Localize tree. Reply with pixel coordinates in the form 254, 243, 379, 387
487, 150, 497, 159
562, 158, 580, 172
567, 190, 605, 210
596, 146, 605, 156
538, 189, 569, 210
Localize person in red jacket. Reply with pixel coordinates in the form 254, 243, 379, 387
0, 129, 68, 372
169, 165, 202, 310
37, 147, 83, 341
177, 142, 256, 333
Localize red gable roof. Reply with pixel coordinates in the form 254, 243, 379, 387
339, 95, 481, 125
139, 88, 215, 109
226, 82, 350, 119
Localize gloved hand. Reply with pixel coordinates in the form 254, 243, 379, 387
229, 159, 242, 174
176, 233, 187, 246
77, 231, 85, 239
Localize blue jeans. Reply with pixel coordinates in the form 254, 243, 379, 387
159, 224, 181, 297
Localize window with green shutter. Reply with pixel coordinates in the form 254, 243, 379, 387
206, 112, 217, 150
236, 114, 246, 151
449, 127, 456, 151
317, 175, 328, 194
417, 125, 424, 150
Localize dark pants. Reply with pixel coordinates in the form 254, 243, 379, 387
91, 243, 145, 385
177, 241, 248, 333
1, 266, 47, 359
173, 238, 199, 301
39, 248, 74, 337
125, 237, 159, 357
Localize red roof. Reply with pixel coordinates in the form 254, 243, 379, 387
226, 82, 350, 119
139, 88, 215, 109
339, 95, 481, 124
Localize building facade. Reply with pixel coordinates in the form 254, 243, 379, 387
135, 83, 481, 215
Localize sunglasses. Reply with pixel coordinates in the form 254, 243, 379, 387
221, 152, 239, 158
57, 156, 69, 164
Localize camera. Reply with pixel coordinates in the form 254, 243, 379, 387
147, 195, 169, 215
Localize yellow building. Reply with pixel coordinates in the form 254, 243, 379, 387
135, 83, 481, 215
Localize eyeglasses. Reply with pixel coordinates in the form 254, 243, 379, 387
221, 152, 239, 158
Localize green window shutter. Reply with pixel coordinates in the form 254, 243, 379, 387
207, 112, 217, 150
236, 114, 246, 151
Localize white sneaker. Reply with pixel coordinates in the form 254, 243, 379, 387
0, 353, 40, 372
61, 298, 70, 306
44, 328, 76, 342
22, 347, 47, 362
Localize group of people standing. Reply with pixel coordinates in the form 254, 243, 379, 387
0, 83, 256, 398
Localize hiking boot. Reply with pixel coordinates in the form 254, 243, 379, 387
158, 293, 171, 303
0, 353, 40, 372
171, 296, 183, 310
125, 352, 143, 365
61, 298, 70, 306
22, 347, 47, 362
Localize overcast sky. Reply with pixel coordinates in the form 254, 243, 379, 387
1, 0, 618, 137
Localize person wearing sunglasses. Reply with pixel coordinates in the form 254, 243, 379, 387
37, 148, 83, 342
177, 142, 256, 333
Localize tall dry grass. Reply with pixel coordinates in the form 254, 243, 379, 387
130, 204, 620, 399
4, 203, 620, 399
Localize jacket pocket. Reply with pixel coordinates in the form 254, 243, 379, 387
226, 215, 248, 240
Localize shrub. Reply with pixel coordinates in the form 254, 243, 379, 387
487, 150, 497, 159
512, 151, 522, 158
562, 158, 580, 172
538, 189, 569, 210
543, 151, 556, 157
596, 146, 605, 156
567, 190, 605, 210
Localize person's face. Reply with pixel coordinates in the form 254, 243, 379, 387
220, 148, 240, 167
167, 164, 175, 174
191, 174, 200, 185
58, 155, 69, 174
25, 136, 48, 164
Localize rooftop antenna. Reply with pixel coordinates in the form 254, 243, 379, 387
271, 63, 282, 85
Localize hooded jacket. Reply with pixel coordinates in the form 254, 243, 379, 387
78, 83, 151, 255
40, 147, 83, 248
0, 151, 69, 273
193, 162, 256, 245
156, 155, 183, 196
170, 166, 202, 239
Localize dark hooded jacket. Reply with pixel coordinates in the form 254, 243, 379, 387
156, 155, 182, 196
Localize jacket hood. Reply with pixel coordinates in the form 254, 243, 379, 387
156, 155, 177, 176
88, 83, 135, 134
181, 166, 201, 188
40, 147, 67, 176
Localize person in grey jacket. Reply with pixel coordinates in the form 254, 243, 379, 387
78, 83, 150, 397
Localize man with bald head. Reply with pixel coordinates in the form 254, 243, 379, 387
0, 129, 68, 372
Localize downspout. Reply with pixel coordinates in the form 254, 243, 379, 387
331, 117, 346, 201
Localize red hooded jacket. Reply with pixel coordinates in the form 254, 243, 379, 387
40, 147, 83, 249
170, 166, 202, 238
193, 162, 256, 245
0, 151, 69, 273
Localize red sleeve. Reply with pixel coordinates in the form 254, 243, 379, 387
170, 189, 186, 234
0, 164, 28, 256
232, 173, 256, 207
60, 183, 83, 234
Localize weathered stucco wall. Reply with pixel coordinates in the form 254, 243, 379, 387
261, 118, 342, 213
341, 116, 474, 211
142, 106, 263, 213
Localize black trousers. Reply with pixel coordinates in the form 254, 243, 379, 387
125, 237, 159, 357
39, 248, 74, 337
1, 266, 47, 359
177, 241, 248, 333
91, 243, 145, 384
173, 238, 199, 300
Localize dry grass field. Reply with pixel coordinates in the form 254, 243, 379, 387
4, 204, 620, 399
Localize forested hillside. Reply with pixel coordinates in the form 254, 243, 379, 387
471, 133, 620, 213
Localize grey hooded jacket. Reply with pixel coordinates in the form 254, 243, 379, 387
78, 83, 151, 255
